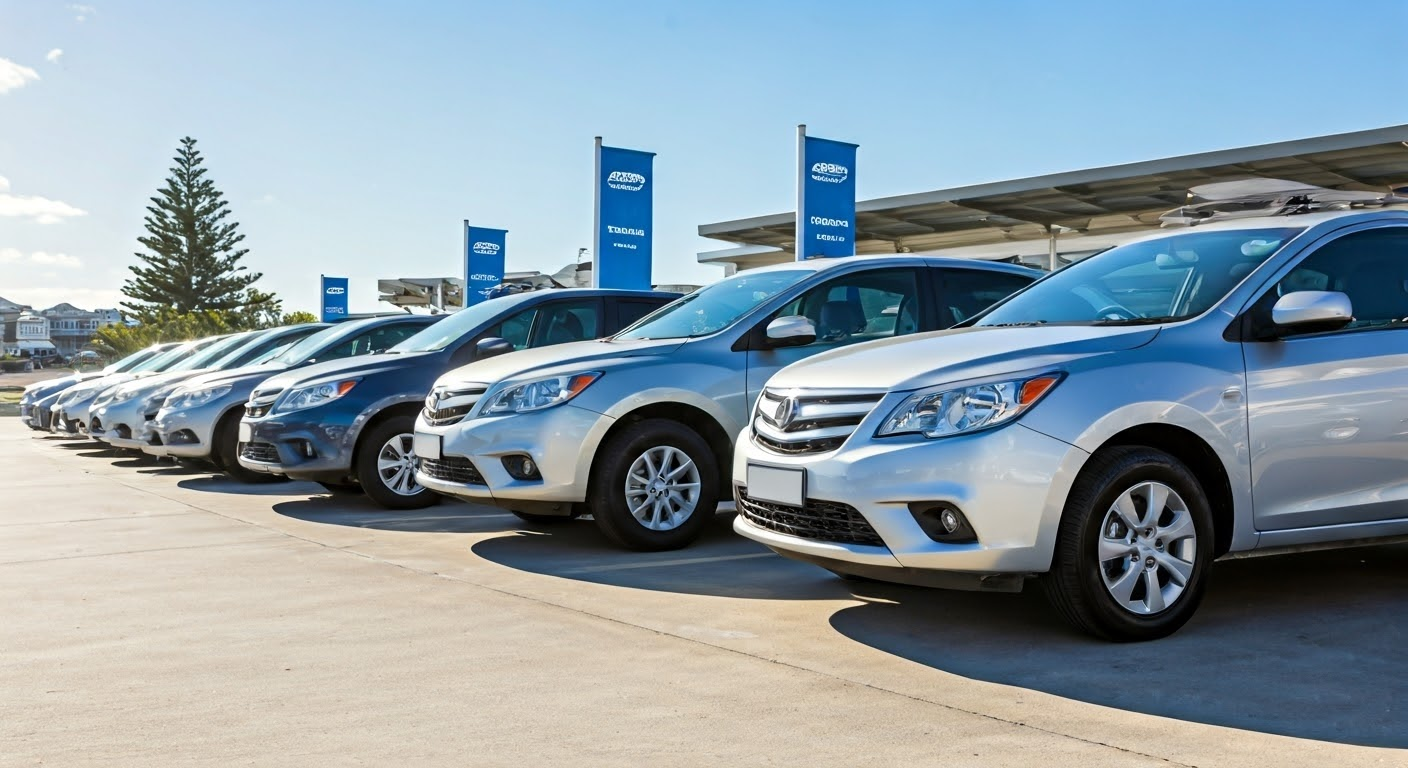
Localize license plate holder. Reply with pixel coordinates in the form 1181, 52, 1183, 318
237, 422, 252, 443
413, 433, 441, 461
747, 463, 805, 507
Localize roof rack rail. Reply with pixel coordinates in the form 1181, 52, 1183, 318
1160, 179, 1408, 226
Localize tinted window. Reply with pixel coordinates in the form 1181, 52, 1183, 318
1267, 228, 1408, 335
773, 269, 922, 348
533, 300, 599, 346
940, 269, 1035, 327
486, 308, 537, 350
616, 300, 663, 331
320, 323, 424, 361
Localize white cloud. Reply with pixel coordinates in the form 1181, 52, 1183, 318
46, 49, 63, 64
0, 247, 83, 268
253, 193, 277, 205
0, 176, 88, 224
0, 58, 40, 93
3, 286, 124, 311
68, 4, 96, 22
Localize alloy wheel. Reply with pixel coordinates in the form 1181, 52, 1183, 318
623, 445, 701, 531
376, 433, 421, 496
1097, 481, 1198, 615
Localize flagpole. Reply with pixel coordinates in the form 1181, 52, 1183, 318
592, 136, 602, 288
795, 124, 806, 261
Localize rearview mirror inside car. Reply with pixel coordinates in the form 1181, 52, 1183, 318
766, 316, 817, 348
476, 337, 514, 359
1270, 290, 1353, 334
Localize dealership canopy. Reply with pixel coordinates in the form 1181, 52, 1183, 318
698, 124, 1408, 270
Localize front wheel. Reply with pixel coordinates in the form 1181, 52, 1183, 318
1042, 446, 1213, 642
216, 411, 286, 484
355, 414, 438, 510
589, 419, 718, 551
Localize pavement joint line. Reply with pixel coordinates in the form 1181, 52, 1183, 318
0, 511, 201, 528
102, 474, 1199, 767
0, 537, 280, 566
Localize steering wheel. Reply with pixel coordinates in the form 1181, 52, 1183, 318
1094, 304, 1138, 321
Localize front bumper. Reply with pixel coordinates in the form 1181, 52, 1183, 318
235, 410, 358, 483
147, 399, 228, 459
412, 404, 613, 512
732, 423, 1088, 577
92, 397, 160, 450
51, 397, 97, 435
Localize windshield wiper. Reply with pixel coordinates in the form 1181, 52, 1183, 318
985, 321, 1048, 327
1090, 316, 1178, 326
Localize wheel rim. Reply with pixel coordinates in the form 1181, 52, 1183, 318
623, 445, 701, 532
1097, 481, 1197, 616
376, 433, 421, 496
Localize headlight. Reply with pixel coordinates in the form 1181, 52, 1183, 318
65, 385, 103, 403
107, 386, 142, 405
478, 372, 601, 416
144, 385, 180, 411
876, 374, 1062, 439
276, 380, 358, 413
164, 385, 232, 410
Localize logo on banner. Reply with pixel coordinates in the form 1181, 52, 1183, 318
471, 241, 500, 255
607, 171, 646, 191
325, 286, 345, 295
468, 273, 498, 281
810, 162, 849, 183
607, 226, 645, 236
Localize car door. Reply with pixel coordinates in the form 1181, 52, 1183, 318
744, 268, 926, 419
1243, 225, 1408, 531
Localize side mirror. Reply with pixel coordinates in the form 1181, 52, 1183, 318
1269, 291, 1353, 335
765, 316, 817, 348
476, 337, 514, 359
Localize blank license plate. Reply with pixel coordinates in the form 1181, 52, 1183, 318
237, 422, 251, 443
748, 464, 805, 507
413, 433, 441, 461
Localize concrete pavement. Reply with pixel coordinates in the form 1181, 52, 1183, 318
2, 421, 1404, 766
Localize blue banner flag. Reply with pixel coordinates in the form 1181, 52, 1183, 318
797, 129, 858, 260
594, 141, 654, 290
464, 224, 507, 307
320, 276, 349, 322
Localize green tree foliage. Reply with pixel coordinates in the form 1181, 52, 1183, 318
89, 310, 238, 358
280, 311, 319, 325
121, 137, 276, 320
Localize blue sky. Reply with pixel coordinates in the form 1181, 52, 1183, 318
1, 0, 1406, 314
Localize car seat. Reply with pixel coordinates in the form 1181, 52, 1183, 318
543, 311, 586, 345
818, 301, 864, 342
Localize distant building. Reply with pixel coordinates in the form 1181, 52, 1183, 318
8, 311, 58, 360
41, 303, 125, 355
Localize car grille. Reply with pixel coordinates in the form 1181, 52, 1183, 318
417, 456, 486, 485
244, 387, 284, 418
423, 385, 487, 427
241, 442, 280, 463
735, 487, 884, 547
88, 417, 104, 435
114, 424, 132, 440
752, 388, 885, 456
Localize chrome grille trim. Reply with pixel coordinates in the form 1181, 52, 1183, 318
423, 384, 488, 427
752, 387, 884, 456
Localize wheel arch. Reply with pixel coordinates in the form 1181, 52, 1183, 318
587, 402, 735, 500
350, 401, 422, 477
1090, 424, 1235, 558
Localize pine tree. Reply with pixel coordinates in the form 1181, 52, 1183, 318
121, 137, 275, 320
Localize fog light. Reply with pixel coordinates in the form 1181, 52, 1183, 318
297, 440, 316, 458
502, 454, 541, 481
909, 502, 977, 544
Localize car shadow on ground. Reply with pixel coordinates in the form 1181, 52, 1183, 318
175, 476, 327, 496
273, 496, 533, 534
470, 511, 859, 601
827, 543, 1408, 748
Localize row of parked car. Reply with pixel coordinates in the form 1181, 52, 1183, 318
22, 205, 1408, 641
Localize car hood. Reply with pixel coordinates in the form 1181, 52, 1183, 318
180, 362, 290, 390
256, 351, 436, 393
436, 338, 687, 386
767, 325, 1162, 392
25, 373, 84, 396
111, 369, 206, 397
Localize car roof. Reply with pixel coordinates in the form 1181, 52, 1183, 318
737, 253, 1043, 278
1115, 206, 1408, 246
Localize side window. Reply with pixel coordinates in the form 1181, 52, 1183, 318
321, 323, 424, 361
616, 300, 664, 331
773, 269, 921, 348
484, 308, 538, 350
1269, 228, 1408, 335
939, 269, 1035, 327
531, 300, 601, 347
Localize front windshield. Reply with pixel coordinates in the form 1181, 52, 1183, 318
105, 346, 161, 374
168, 333, 252, 372
267, 324, 349, 365
130, 343, 194, 372
615, 270, 812, 340
976, 227, 1305, 327
392, 302, 506, 353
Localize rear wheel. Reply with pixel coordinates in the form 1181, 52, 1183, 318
355, 414, 438, 510
1042, 446, 1213, 642
216, 410, 285, 484
589, 419, 718, 551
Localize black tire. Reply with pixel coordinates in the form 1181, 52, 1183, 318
355, 414, 438, 510
317, 481, 364, 495
215, 410, 285, 484
589, 419, 719, 551
1041, 446, 1214, 642
511, 511, 574, 525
